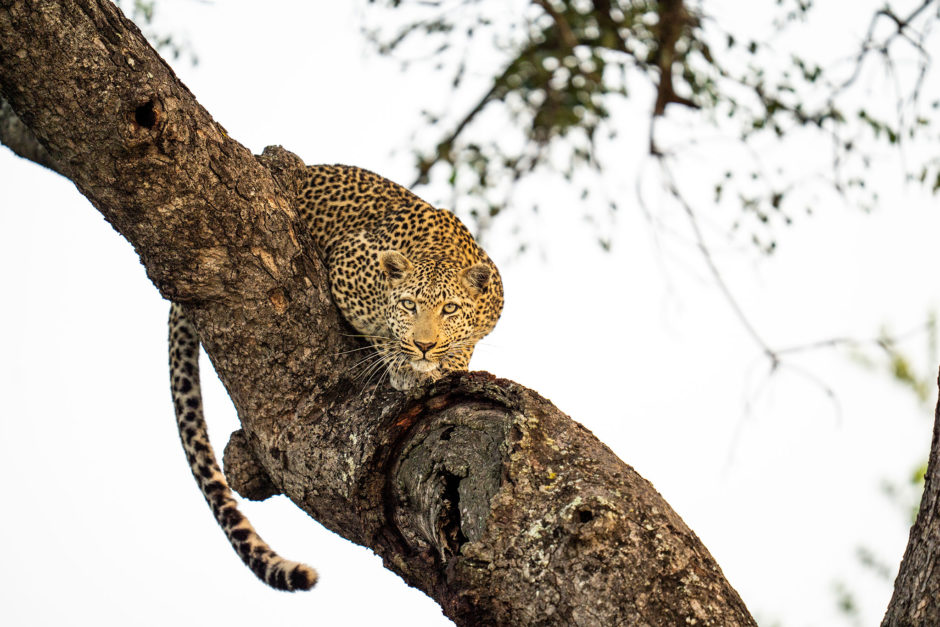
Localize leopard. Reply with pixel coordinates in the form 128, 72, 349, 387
168, 164, 503, 591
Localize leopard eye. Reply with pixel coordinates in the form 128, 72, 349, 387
442, 302, 458, 315
400, 299, 416, 311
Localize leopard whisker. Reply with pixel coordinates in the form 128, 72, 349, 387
347, 350, 389, 380
375, 354, 400, 388
340, 332, 398, 342
360, 349, 395, 385
332, 344, 385, 357
384, 354, 408, 387
358, 350, 390, 374
363, 356, 392, 389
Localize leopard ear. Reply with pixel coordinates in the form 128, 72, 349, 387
378, 250, 413, 283
460, 263, 492, 297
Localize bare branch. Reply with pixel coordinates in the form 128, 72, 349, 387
657, 156, 776, 362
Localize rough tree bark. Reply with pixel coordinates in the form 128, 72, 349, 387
882, 369, 940, 625
0, 1, 935, 626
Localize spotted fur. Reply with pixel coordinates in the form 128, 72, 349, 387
169, 303, 317, 591
300, 164, 503, 389
169, 164, 503, 590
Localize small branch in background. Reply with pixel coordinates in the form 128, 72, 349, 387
655, 151, 937, 405
657, 156, 776, 363
652, 0, 700, 116
0, 96, 65, 177
532, 0, 578, 49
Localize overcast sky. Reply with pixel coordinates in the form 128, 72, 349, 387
2, 2, 938, 626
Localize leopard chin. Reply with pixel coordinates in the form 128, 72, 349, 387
389, 361, 440, 391
410, 359, 440, 374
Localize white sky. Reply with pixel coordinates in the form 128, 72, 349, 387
1, 2, 938, 626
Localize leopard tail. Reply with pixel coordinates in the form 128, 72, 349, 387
168, 303, 317, 591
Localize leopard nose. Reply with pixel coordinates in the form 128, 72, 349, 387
414, 340, 436, 354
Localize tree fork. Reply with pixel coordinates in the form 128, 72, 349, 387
7, 1, 934, 625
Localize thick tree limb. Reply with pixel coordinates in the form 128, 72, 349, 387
0, 1, 782, 624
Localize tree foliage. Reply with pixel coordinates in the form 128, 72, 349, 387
365, 0, 940, 253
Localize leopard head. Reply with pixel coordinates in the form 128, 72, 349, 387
377, 250, 496, 389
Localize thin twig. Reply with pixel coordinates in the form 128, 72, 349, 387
657, 155, 779, 366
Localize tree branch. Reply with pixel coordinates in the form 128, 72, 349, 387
652, 0, 699, 116
0, 95, 63, 176
532, 0, 578, 50
0, 1, 797, 624
882, 367, 940, 625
